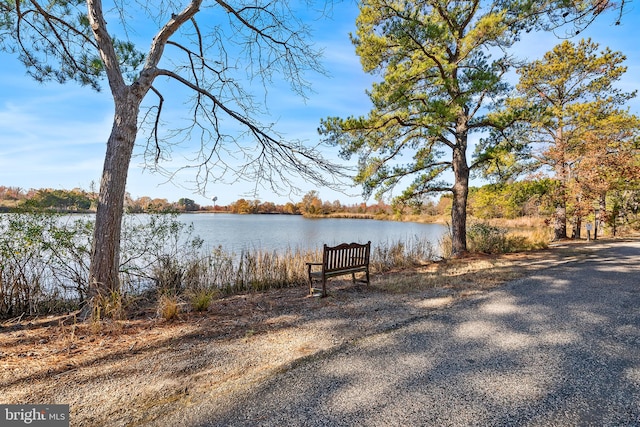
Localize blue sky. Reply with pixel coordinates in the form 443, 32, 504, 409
0, 3, 638, 207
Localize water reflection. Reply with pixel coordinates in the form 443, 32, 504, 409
179, 213, 447, 254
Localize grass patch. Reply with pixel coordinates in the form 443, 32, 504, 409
373, 252, 541, 294
157, 295, 181, 321
189, 289, 218, 312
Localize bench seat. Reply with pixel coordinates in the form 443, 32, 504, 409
306, 241, 371, 297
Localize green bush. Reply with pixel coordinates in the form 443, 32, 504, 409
467, 223, 509, 254
0, 212, 203, 318
0, 213, 92, 317
189, 289, 217, 312
466, 222, 545, 254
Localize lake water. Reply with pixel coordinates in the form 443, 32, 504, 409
179, 213, 448, 254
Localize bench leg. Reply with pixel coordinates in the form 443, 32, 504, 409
322, 277, 327, 298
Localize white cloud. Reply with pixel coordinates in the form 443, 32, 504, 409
1, 4, 639, 204
0, 86, 112, 191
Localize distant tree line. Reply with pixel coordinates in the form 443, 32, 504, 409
0, 188, 205, 213
2, 184, 639, 236
225, 191, 394, 216
0, 187, 95, 212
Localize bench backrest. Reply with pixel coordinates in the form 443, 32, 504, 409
322, 241, 371, 272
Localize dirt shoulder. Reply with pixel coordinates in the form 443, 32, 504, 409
0, 238, 627, 426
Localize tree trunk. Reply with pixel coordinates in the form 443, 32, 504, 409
553, 126, 568, 241
553, 203, 567, 240
595, 193, 606, 239
450, 141, 469, 257
87, 93, 140, 313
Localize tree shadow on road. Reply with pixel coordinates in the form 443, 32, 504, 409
200, 240, 640, 426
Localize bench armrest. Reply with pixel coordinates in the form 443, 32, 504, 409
306, 262, 322, 274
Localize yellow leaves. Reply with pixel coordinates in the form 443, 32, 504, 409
460, 10, 509, 58
354, 32, 388, 73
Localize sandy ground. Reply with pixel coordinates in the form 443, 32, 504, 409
0, 241, 608, 426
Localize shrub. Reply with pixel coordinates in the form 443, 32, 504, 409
467, 223, 509, 254
91, 290, 125, 321
190, 289, 218, 312
438, 227, 453, 259
467, 222, 550, 254
0, 213, 91, 317
0, 212, 203, 319
152, 255, 185, 295
157, 294, 181, 320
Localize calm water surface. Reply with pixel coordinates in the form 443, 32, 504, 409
179, 213, 447, 254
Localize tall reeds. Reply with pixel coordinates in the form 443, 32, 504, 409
0, 212, 548, 319
371, 235, 438, 272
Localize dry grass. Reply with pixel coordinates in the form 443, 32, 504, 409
156, 295, 181, 320
372, 234, 597, 295
401, 214, 449, 224
507, 227, 553, 249
483, 216, 548, 229
0, 238, 618, 425
91, 291, 125, 321
373, 253, 529, 294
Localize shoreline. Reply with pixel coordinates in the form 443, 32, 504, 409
2, 238, 632, 425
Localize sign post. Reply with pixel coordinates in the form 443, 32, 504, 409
586, 222, 593, 241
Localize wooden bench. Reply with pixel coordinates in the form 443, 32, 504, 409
306, 241, 371, 297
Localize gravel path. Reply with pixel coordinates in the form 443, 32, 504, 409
165, 240, 640, 426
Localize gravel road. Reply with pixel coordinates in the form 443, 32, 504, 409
164, 240, 640, 426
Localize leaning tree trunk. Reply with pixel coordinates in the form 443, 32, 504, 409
87, 93, 141, 313
450, 137, 470, 258
83, 0, 180, 318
